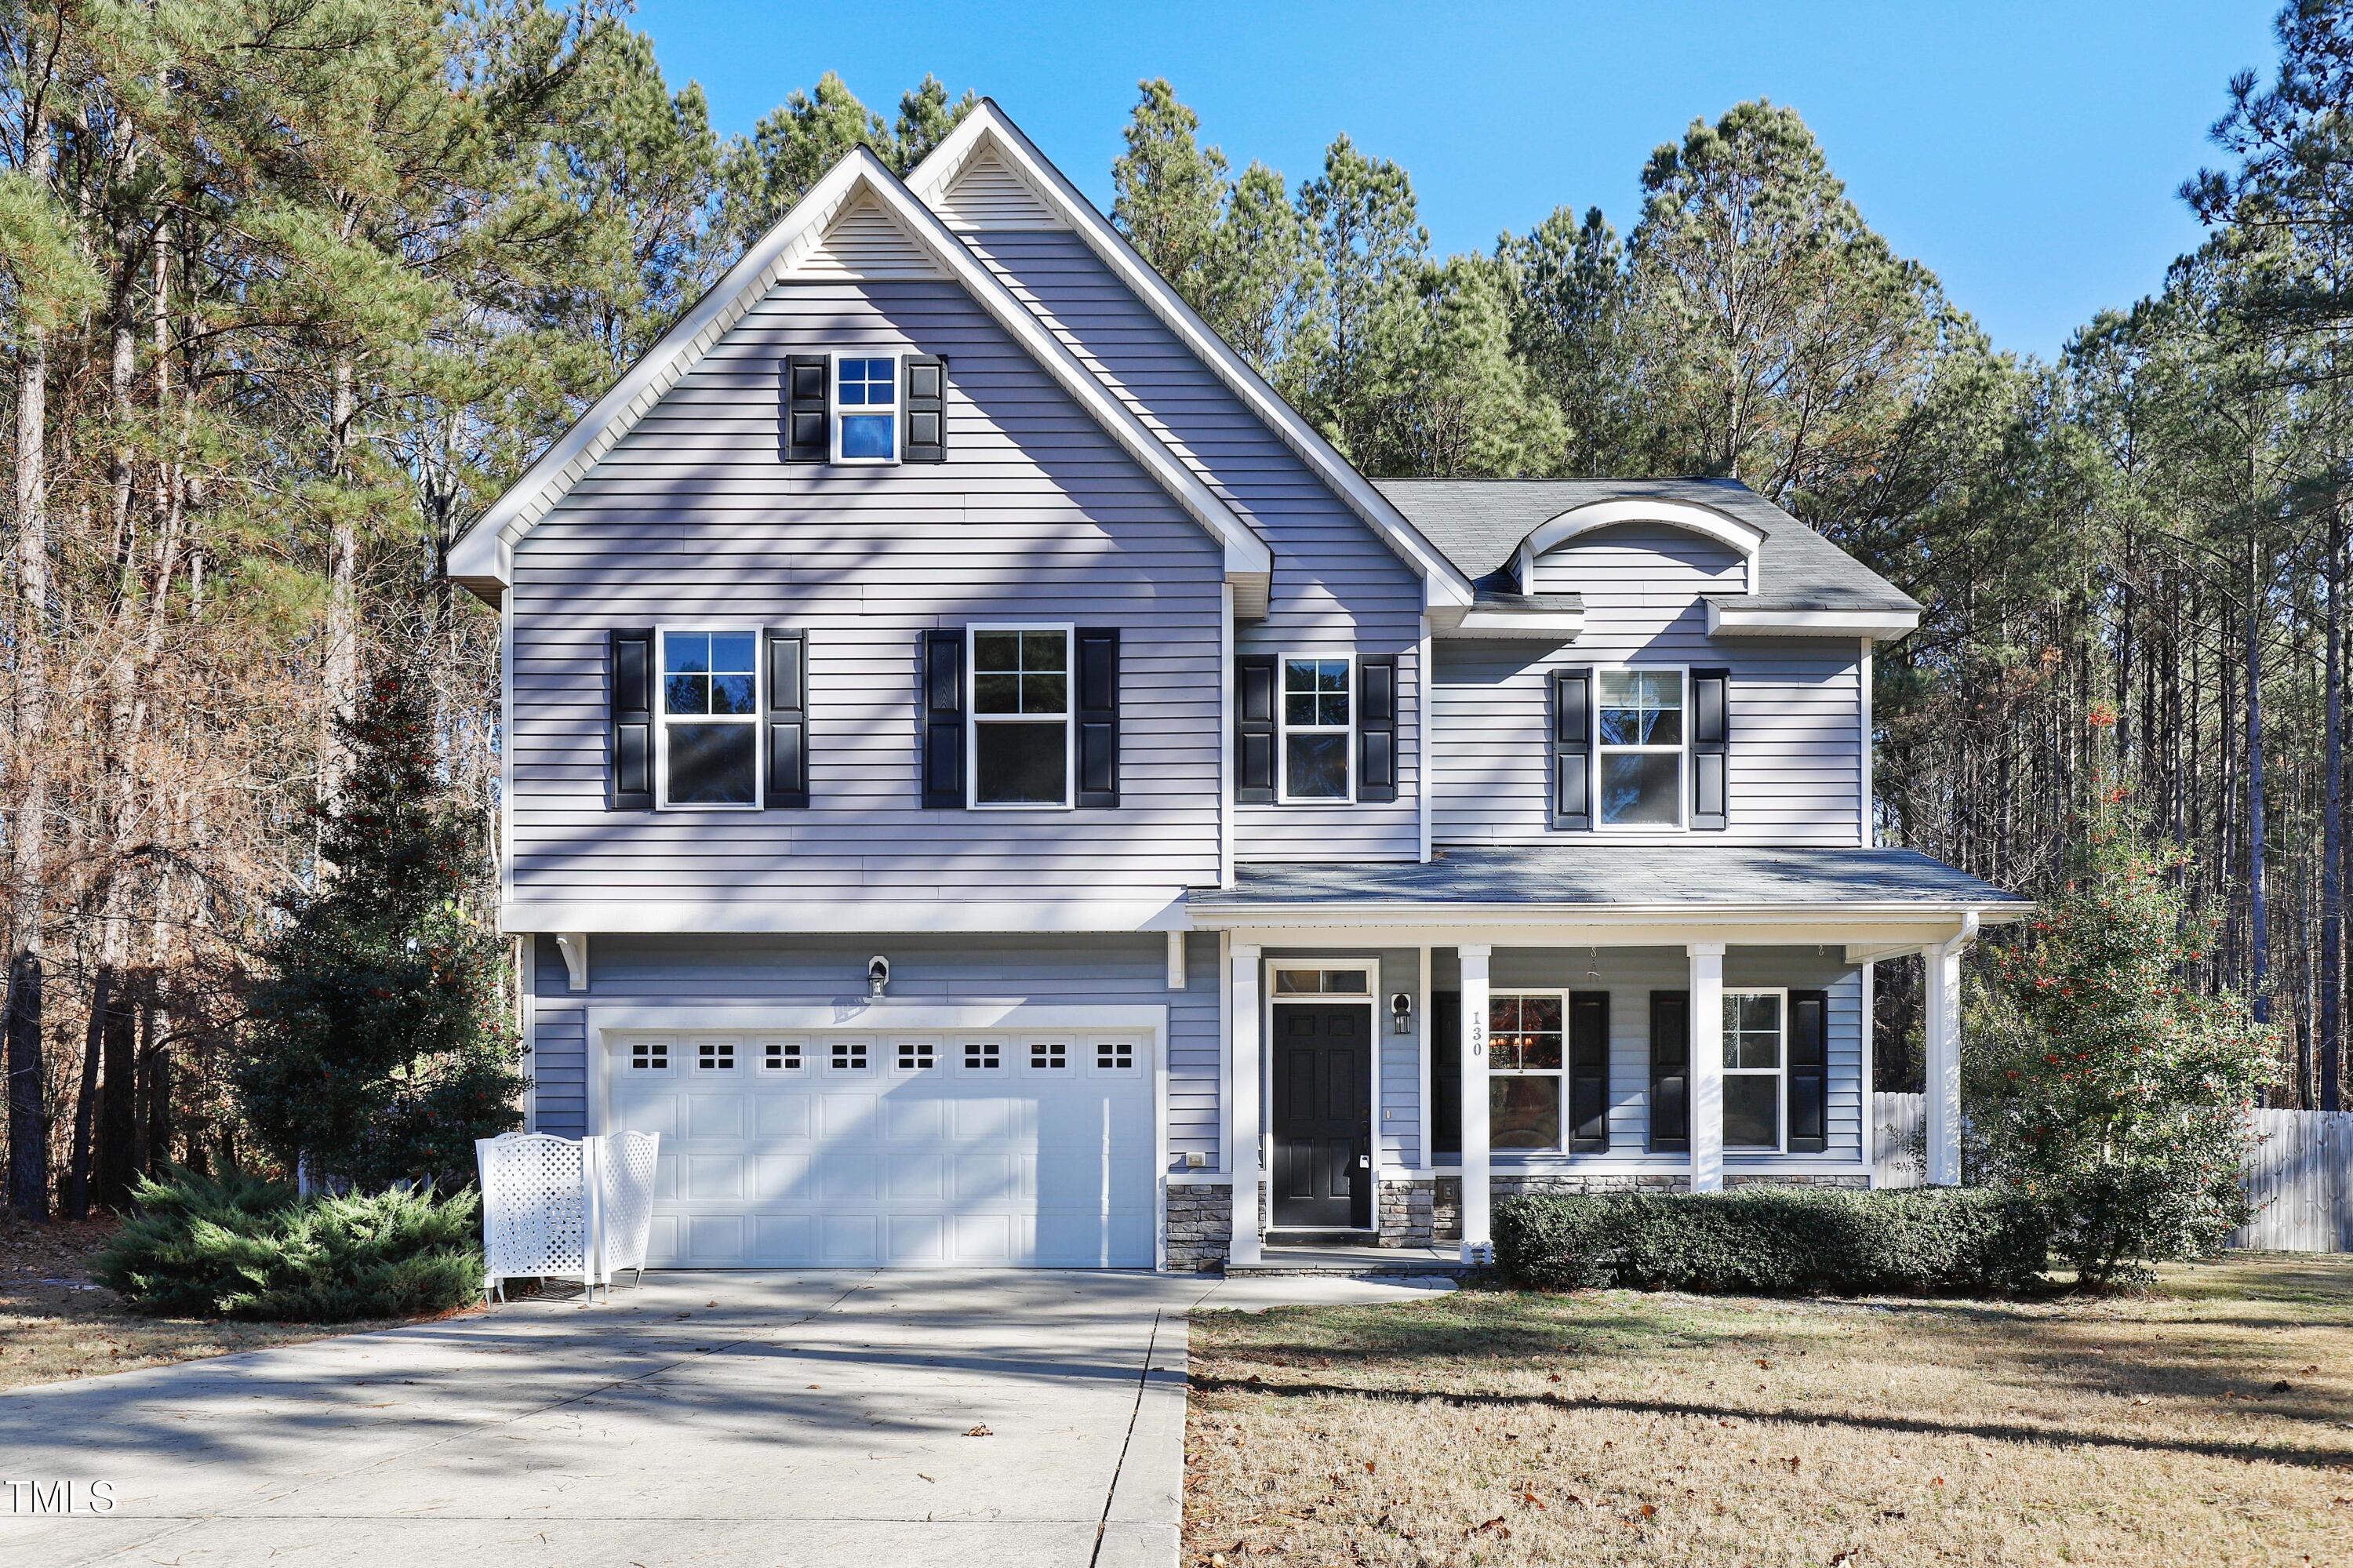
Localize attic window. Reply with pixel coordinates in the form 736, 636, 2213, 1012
835, 355, 898, 463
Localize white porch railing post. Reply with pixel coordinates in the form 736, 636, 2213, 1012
1460, 943, 1493, 1262
1924, 916, 1973, 1185
1688, 943, 1725, 1193
1229, 942, 1264, 1265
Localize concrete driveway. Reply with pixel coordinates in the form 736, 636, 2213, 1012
0, 1270, 1444, 1567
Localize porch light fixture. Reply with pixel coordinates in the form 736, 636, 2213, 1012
867, 955, 891, 997
1390, 991, 1413, 1035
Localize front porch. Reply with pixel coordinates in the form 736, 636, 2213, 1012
1187, 845, 2025, 1268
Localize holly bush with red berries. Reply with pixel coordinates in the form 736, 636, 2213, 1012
1963, 791, 2278, 1287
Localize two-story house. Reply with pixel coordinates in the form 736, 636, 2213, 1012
448, 103, 2025, 1272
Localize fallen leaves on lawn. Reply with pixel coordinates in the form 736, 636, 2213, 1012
965, 1423, 992, 1437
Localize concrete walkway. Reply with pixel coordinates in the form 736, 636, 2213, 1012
0, 1270, 1447, 1568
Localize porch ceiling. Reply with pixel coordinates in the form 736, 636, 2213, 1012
1190, 845, 2026, 945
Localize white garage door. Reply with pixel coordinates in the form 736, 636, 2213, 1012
605, 1028, 1157, 1268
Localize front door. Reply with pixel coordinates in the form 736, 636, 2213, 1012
1271, 1003, 1370, 1228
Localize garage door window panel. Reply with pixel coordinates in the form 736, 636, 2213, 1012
831, 1039, 869, 1071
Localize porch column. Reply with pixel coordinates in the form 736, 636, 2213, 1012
1459, 943, 1492, 1262
1924, 919, 1973, 1186
1229, 942, 1264, 1264
1688, 942, 1725, 1193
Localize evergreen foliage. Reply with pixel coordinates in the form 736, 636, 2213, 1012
1493, 1187, 2051, 1297
235, 674, 521, 1190
1966, 786, 2280, 1286
93, 1168, 483, 1322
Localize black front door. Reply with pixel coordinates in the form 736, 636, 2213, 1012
1271, 1003, 1370, 1228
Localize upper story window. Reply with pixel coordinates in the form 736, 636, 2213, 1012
1596, 668, 1684, 828
970, 626, 1071, 808
659, 630, 759, 808
1280, 657, 1352, 802
1722, 989, 1785, 1151
835, 355, 899, 462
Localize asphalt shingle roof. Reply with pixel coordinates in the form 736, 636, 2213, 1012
1195, 845, 2024, 909
1376, 477, 1920, 615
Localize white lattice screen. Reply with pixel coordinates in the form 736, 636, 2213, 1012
475, 1131, 660, 1303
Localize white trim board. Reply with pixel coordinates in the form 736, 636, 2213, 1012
903, 102, 1474, 613
500, 894, 1197, 936
447, 145, 1271, 604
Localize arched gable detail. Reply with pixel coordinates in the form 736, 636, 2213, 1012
1516, 499, 1765, 595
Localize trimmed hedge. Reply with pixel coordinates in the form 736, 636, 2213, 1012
1493, 1185, 2050, 1297
93, 1169, 485, 1322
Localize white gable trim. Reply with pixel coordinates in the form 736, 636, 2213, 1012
906, 102, 1476, 612
447, 147, 1270, 601
1515, 498, 1766, 595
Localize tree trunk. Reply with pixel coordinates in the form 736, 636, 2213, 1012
5, 951, 45, 1221
2325, 502, 2344, 1112
2248, 531, 2271, 1026
96, 972, 137, 1211
67, 968, 105, 1220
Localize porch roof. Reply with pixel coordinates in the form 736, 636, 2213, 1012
1193, 845, 2026, 915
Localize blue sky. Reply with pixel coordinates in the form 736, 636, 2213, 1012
631, 0, 2281, 360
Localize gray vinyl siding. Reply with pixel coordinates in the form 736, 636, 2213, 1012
1434, 524, 1861, 847
1424, 945, 1865, 1168
960, 231, 1426, 863
530, 931, 1223, 1166
507, 275, 1227, 910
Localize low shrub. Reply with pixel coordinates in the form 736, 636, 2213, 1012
93, 1168, 484, 1322
1493, 1185, 2050, 1297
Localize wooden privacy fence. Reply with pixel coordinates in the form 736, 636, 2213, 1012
1867, 1093, 2353, 1253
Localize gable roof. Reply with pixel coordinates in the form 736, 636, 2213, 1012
446, 146, 1271, 604
1373, 477, 1921, 637
905, 103, 1477, 612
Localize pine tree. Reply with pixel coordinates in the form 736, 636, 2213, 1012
236, 673, 521, 1190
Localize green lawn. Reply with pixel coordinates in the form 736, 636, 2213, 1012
1185, 1255, 2353, 1567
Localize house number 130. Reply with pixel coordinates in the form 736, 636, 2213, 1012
1470, 1017, 1486, 1057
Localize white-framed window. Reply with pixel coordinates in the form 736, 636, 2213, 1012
656, 628, 760, 809
893, 1039, 936, 1072
1093, 1039, 1136, 1072
961, 1039, 1003, 1073
1487, 992, 1566, 1151
696, 1039, 737, 1072
1029, 1040, 1068, 1071
1595, 666, 1686, 830
1271, 967, 1369, 995
628, 1038, 670, 1072
1278, 655, 1352, 802
969, 624, 1072, 809
1722, 989, 1787, 1151
830, 1039, 869, 1072
833, 353, 900, 464
761, 1038, 803, 1073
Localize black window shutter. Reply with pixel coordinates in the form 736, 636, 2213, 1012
1569, 991, 1610, 1152
1431, 991, 1462, 1159
1356, 655, 1398, 803
783, 354, 829, 463
903, 355, 947, 463
609, 629, 654, 810
763, 630, 809, 808
1692, 667, 1730, 831
1787, 988, 1830, 1154
1076, 627, 1119, 808
1550, 667, 1591, 831
1649, 989, 1689, 1153
1235, 653, 1277, 805
920, 630, 965, 808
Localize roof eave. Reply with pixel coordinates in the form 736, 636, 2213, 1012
1706, 602, 1922, 640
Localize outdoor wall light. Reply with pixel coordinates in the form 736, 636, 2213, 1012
1390, 991, 1413, 1035
867, 955, 891, 997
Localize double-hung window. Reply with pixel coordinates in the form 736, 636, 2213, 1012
834, 355, 898, 463
659, 630, 758, 807
1597, 668, 1685, 828
1487, 993, 1564, 1150
970, 626, 1071, 808
1279, 657, 1352, 802
1722, 989, 1785, 1151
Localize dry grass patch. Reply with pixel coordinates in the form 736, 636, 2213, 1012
0, 1217, 416, 1392
1185, 1255, 2353, 1567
